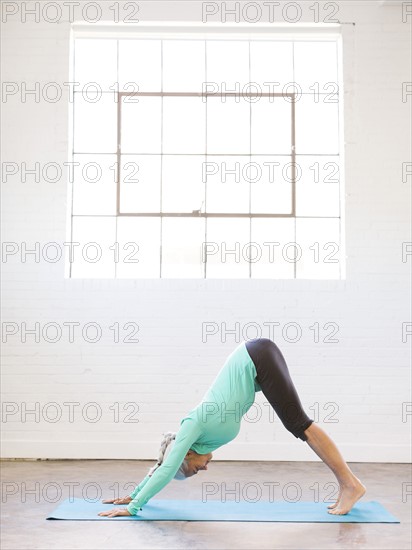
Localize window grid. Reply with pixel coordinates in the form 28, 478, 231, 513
117, 91, 296, 218
69, 33, 342, 280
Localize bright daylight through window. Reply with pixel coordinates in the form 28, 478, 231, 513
68, 26, 344, 279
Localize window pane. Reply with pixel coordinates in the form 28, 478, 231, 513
162, 218, 205, 278
117, 217, 160, 278
205, 155, 249, 213
119, 39, 161, 92
75, 39, 117, 92
205, 218, 250, 278
250, 156, 292, 214
163, 97, 206, 154
70, 216, 116, 278
120, 155, 161, 213
295, 94, 339, 154
162, 156, 205, 213
163, 40, 206, 92
295, 218, 341, 279
250, 41, 293, 89
296, 156, 340, 216
121, 97, 162, 154
251, 218, 295, 278
206, 40, 249, 87
251, 97, 292, 155
74, 92, 117, 153
207, 96, 250, 154
69, 36, 343, 281
72, 155, 117, 215
294, 41, 338, 93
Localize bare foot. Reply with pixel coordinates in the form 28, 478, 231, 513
327, 487, 342, 509
328, 479, 366, 515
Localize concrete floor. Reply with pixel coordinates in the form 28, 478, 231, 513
1, 460, 410, 550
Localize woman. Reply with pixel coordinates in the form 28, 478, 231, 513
99, 338, 366, 517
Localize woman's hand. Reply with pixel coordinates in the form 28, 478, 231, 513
98, 508, 132, 518
102, 496, 132, 505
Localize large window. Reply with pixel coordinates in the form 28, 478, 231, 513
67, 24, 344, 279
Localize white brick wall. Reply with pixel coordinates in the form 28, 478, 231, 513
1, 1, 411, 462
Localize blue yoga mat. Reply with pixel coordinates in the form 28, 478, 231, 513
46, 498, 400, 523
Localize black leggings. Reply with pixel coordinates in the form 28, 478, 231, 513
245, 338, 314, 441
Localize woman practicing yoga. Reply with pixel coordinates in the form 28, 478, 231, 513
99, 338, 366, 517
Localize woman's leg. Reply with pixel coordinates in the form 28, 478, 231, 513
303, 422, 366, 514
245, 338, 366, 514
246, 338, 314, 441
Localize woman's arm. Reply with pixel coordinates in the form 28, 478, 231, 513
101, 473, 151, 505
129, 473, 151, 500
126, 418, 201, 515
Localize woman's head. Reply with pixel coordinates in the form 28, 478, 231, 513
175, 450, 213, 479
149, 432, 212, 480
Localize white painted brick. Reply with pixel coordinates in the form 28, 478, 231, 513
1, 2, 411, 461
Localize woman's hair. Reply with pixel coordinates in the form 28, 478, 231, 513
148, 431, 188, 480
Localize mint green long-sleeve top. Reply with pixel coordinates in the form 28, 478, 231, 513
126, 341, 261, 515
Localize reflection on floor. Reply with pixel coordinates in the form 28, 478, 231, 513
1, 460, 410, 550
